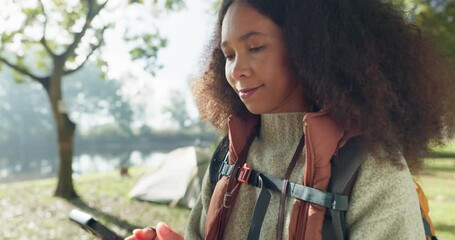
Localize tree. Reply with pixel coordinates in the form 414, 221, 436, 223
0, 70, 54, 145
0, 0, 183, 199
163, 89, 191, 129
63, 65, 135, 135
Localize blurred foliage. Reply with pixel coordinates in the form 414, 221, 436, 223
63, 65, 135, 135
130, 0, 185, 10
0, 64, 137, 156
0, 0, 185, 78
162, 89, 191, 129
126, 32, 168, 76
0, 70, 54, 143
393, 0, 455, 62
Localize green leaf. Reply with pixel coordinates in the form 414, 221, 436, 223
392, 0, 455, 66
36, 60, 48, 72
12, 70, 26, 84
129, 48, 146, 60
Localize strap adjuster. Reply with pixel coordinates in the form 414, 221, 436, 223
223, 192, 232, 208
238, 163, 252, 183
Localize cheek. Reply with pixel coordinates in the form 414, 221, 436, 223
272, 54, 295, 82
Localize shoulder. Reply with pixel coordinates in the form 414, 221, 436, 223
346, 153, 425, 239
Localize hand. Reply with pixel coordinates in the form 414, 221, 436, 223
125, 222, 184, 240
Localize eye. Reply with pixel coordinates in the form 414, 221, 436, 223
249, 45, 265, 53
224, 53, 235, 61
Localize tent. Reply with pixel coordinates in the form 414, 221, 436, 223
129, 146, 211, 208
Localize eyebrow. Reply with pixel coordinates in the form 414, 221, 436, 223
221, 31, 267, 48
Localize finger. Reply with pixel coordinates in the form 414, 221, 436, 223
124, 236, 137, 240
143, 227, 157, 239
133, 229, 144, 240
155, 222, 183, 240
133, 228, 155, 240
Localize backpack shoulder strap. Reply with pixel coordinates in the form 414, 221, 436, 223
209, 136, 229, 193
208, 136, 437, 240
209, 135, 365, 240
324, 137, 367, 240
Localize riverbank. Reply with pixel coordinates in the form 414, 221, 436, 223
0, 158, 454, 239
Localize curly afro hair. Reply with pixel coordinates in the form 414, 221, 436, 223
192, 0, 455, 172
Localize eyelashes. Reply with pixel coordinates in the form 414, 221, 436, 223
223, 45, 266, 61
249, 45, 265, 53
225, 54, 235, 61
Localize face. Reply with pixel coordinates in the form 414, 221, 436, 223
221, 1, 307, 114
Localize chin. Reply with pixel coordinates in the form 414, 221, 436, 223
245, 105, 268, 115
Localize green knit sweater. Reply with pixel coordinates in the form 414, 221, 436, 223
185, 113, 425, 239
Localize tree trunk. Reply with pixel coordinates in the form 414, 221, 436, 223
48, 59, 78, 199
53, 112, 77, 199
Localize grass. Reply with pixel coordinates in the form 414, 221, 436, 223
0, 149, 454, 239
0, 167, 191, 239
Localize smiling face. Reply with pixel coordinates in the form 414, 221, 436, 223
221, 1, 307, 114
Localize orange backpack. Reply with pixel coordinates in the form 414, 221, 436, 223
414, 181, 437, 240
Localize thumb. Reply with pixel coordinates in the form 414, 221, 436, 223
155, 222, 183, 240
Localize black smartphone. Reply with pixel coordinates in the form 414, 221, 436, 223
68, 209, 124, 240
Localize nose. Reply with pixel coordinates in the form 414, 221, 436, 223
230, 56, 251, 80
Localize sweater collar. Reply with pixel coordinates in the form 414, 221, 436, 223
259, 112, 306, 145
227, 112, 306, 161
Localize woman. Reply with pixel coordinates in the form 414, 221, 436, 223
127, 0, 455, 239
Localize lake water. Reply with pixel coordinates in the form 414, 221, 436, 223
0, 150, 168, 184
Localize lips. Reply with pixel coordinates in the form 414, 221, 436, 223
238, 85, 263, 99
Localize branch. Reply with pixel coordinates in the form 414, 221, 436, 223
62, 0, 109, 59
63, 26, 108, 75
0, 56, 45, 82
40, 37, 55, 57
37, 77, 51, 91
38, 0, 56, 57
